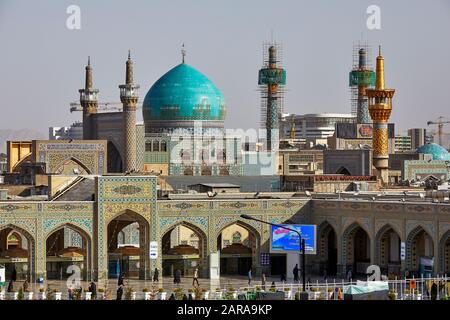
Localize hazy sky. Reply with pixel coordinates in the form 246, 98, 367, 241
0, 0, 449, 137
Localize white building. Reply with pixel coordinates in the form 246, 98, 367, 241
280, 113, 356, 142
49, 122, 83, 140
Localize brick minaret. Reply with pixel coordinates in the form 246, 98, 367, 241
79, 57, 99, 140
119, 51, 140, 172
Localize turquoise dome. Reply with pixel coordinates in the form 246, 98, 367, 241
143, 63, 226, 122
416, 143, 450, 161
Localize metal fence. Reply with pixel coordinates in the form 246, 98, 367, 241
208, 275, 450, 300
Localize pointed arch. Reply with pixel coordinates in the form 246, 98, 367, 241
0, 224, 35, 281
341, 222, 371, 275
317, 220, 338, 276
216, 220, 261, 276
45, 223, 92, 280
375, 224, 402, 275
406, 225, 434, 274
54, 157, 92, 175
439, 229, 450, 274
160, 221, 208, 277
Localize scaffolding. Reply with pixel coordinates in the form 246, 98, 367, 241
349, 40, 375, 121
259, 41, 286, 129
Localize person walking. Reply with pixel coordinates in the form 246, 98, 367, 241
153, 268, 159, 282
7, 281, 14, 292
68, 287, 73, 300
280, 273, 286, 283
193, 267, 199, 287
247, 268, 252, 286
23, 278, 29, 292
347, 268, 353, 283
431, 282, 438, 300
261, 273, 266, 291
118, 272, 124, 286
116, 284, 124, 301
89, 281, 97, 300
11, 268, 17, 282
175, 269, 182, 285
293, 264, 299, 282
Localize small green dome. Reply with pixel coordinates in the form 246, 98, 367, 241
143, 63, 226, 122
416, 143, 450, 161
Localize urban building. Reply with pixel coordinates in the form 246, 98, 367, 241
395, 135, 412, 152
49, 122, 83, 140
408, 128, 427, 150
280, 113, 356, 145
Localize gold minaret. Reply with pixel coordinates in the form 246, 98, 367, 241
367, 46, 395, 185
79, 57, 99, 140
119, 51, 140, 173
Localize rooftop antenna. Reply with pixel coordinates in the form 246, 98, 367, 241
181, 43, 186, 64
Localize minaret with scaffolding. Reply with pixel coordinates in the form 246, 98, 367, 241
349, 41, 376, 123
258, 42, 286, 152
79, 57, 99, 140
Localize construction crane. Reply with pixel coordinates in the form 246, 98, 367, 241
69, 101, 143, 113
427, 116, 450, 146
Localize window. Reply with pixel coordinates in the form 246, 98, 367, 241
232, 232, 242, 244
161, 141, 167, 152
152, 140, 160, 152
145, 142, 152, 152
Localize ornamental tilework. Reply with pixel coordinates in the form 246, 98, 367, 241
374, 219, 403, 239
0, 203, 35, 214
372, 127, 389, 156
96, 176, 157, 280
405, 220, 436, 241
159, 216, 208, 236
43, 217, 93, 236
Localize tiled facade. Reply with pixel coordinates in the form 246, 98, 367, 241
1, 175, 450, 281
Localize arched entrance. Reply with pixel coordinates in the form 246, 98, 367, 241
161, 223, 207, 278
54, 157, 91, 175
318, 222, 337, 276
406, 226, 434, 277
375, 225, 401, 276
440, 230, 450, 275
45, 224, 91, 280
217, 222, 260, 276
107, 210, 149, 280
0, 225, 35, 282
107, 141, 123, 173
342, 223, 370, 276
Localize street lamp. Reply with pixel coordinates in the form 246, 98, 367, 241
240, 214, 306, 292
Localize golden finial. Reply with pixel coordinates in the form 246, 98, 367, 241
375, 45, 385, 90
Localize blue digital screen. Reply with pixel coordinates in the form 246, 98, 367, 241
270, 224, 316, 254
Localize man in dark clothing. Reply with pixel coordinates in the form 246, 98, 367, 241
118, 273, 124, 286
89, 282, 97, 300
293, 264, 299, 282
116, 285, 124, 300
431, 282, 438, 300
7, 281, 14, 292
11, 268, 17, 282
175, 269, 182, 285
280, 273, 287, 282
153, 268, 159, 282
